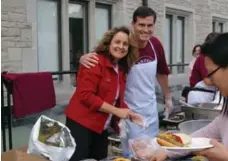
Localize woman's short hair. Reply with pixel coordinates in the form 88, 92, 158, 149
95, 26, 138, 73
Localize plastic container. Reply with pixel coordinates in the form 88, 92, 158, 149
178, 119, 212, 134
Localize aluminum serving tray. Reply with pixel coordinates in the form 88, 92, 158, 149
180, 101, 221, 120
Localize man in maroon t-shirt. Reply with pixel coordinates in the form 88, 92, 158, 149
79, 6, 173, 156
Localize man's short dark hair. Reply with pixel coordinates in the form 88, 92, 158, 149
132, 6, 157, 23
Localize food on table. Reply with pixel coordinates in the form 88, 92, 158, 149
191, 155, 206, 161
168, 114, 185, 121
113, 158, 130, 161
156, 132, 191, 147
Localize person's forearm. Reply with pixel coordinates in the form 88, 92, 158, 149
156, 74, 171, 97
99, 102, 119, 116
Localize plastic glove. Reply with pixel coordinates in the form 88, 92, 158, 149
118, 119, 128, 138
129, 112, 146, 127
164, 95, 173, 119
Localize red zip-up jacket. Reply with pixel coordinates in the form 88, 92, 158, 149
65, 54, 128, 134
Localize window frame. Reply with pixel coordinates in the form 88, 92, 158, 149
69, 0, 89, 53
95, 3, 112, 30
37, 0, 62, 74
165, 14, 173, 70
165, 11, 187, 74
212, 16, 228, 33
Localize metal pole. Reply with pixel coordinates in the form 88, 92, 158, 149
7, 87, 13, 149
1, 78, 7, 151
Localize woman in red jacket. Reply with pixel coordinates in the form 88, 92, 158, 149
65, 26, 140, 161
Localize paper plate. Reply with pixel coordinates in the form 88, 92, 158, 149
155, 137, 213, 152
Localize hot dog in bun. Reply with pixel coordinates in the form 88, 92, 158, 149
157, 132, 191, 147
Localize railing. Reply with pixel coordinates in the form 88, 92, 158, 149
168, 63, 189, 74
1, 70, 77, 152
168, 63, 189, 67
1, 64, 189, 151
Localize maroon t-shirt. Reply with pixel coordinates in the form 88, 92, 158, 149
138, 37, 170, 75
189, 55, 208, 87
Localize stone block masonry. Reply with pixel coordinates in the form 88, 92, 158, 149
1, 3, 32, 73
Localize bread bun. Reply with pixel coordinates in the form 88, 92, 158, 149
157, 132, 192, 147
156, 138, 176, 147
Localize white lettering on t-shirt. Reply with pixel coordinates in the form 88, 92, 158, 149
137, 56, 154, 64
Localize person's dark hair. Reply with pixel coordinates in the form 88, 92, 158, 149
192, 44, 201, 56
204, 32, 220, 42
201, 32, 228, 116
95, 26, 138, 73
132, 6, 157, 23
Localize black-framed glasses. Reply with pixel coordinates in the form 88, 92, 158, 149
207, 66, 221, 78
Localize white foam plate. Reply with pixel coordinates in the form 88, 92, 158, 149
155, 137, 213, 151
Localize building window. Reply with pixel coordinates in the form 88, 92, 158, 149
165, 15, 172, 67
219, 23, 224, 33
164, 13, 186, 74
95, 3, 112, 44
37, 0, 61, 72
68, 1, 88, 72
212, 21, 224, 33
212, 17, 227, 33
212, 21, 216, 32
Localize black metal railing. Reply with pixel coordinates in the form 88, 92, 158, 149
168, 63, 189, 67
1, 63, 189, 151
1, 70, 76, 152
168, 63, 189, 74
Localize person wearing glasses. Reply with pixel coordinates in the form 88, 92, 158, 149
187, 32, 220, 105
152, 32, 228, 161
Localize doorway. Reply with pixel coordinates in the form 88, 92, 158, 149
69, 18, 83, 71
68, 2, 88, 85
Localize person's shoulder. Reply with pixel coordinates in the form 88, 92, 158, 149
217, 114, 228, 122
94, 53, 113, 69
96, 54, 109, 65
150, 36, 162, 46
199, 55, 205, 60
195, 55, 205, 64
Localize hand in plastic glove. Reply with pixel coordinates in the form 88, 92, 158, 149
79, 52, 99, 68
151, 149, 168, 161
164, 95, 173, 119
129, 112, 146, 127
194, 139, 228, 161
